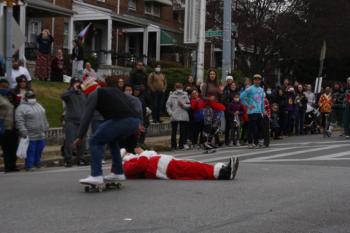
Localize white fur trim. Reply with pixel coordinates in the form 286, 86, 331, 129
120, 148, 127, 158
156, 155, 173, 179
123, 154, 138, 162
139, 150, 157, 159
214, 163, 224, 179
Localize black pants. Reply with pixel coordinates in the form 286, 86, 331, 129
248, 113, 263, 145
224, 112, 231, 145
0, 130, 18, 171
240, 121, 249, 143
171, 121, 188, 149
189, 120, 203, 146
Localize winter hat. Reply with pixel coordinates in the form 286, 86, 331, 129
253, 74, 262, 80
16, 75, 27, 83
70, 77, 81, 85
81, 76, 100, 94
226, 75, 234, 81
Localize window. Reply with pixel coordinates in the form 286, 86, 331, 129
128, 0, 137, 10
63, 19, 69, 48
28, 19, 42, 44
144, 2, 160, 17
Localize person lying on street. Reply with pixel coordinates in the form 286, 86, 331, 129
116, 148, 239, 180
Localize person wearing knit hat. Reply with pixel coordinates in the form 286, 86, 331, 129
240, 74, 265, 148
222, 74, 236, 145
61, 77, 87, 167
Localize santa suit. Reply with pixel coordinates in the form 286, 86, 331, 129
121, 151, 224, 180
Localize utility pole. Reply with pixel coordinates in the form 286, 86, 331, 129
222, 0, 232, 82
5, 0, 13, 82
196, 0, 206, 84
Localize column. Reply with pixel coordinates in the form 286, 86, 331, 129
106, 18, 112, 65
142, 26, 149, 65
68, 16, 74, 52
156, 29, 161, 61
19, 3, 26, 63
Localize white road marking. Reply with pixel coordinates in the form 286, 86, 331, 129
199, 147, 301, 163
244, 144, 349, 162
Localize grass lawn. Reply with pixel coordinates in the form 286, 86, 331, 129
31, 80, 69, 128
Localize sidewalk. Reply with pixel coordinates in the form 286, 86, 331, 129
0, 135, 171, 170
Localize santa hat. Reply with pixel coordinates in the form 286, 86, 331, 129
81, 76, 100, 94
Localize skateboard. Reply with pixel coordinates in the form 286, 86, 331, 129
81, 180, 122, 193
204, 149, 216, 154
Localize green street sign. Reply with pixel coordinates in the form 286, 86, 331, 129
205, 24, 237, 38
205, 30, 223, 38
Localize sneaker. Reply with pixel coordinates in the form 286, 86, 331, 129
102, 160, 106, 165
26, 168, 36, 172
346, 136, 350, 139
218, 165, 231, 180
104, 173, 126, 181
248, 144, 256, 149
236, 141, 241, 147
183, 144, 190, 150
64, 160, 73, 168
204, 142, 214, 150
231, 157, 240, 180
79, 176, 104, 185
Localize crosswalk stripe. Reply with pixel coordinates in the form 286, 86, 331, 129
270, 140, 348, 146
245, 158, 350, 162
244, 144, 349, 162
197, 147, 301, 163
306, 151, 350, 160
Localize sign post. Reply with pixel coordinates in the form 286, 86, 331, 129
5, 0, 13, 82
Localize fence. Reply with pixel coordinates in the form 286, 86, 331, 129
45, 122, 172, 145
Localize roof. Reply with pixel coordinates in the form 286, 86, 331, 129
26, 0, 75, 17
144, 0, 173, 6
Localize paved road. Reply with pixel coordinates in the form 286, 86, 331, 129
1, 134, 350, 233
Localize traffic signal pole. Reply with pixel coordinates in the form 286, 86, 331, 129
5, 0, 13, 81
196, 0, 206, 84
222, 0, 232, 82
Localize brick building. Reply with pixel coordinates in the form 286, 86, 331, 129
1, 0, 187, 70
72, 0, 187, 66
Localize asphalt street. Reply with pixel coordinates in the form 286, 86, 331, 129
1, 134, 350, 233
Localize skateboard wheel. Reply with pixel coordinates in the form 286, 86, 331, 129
84, 186, 90, 193
116, 183, 122, 189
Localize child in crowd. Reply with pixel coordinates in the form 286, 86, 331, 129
227, 93, 244, 146
202, 94, 225, 150
166, 83, 190, 150
190, 90, 206, 148
318, 86, 333, 134
271, 103, 281, 139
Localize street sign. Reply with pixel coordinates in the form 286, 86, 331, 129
0, 14, 25, 56
206, 29, 223, 38
205, 24, 237, 38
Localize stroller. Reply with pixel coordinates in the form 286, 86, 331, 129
202, 106, 223, 152
304, 104, 321, 134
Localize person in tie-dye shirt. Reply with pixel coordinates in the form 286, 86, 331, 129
240, 74, 265, 148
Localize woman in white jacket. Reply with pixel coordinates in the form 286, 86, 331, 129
15, 91, 49, 171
